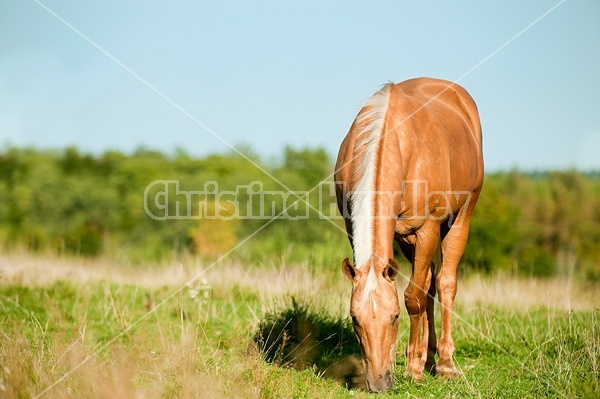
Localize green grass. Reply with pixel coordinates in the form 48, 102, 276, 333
0, 255, 598, 398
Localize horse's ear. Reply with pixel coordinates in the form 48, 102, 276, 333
342, 258, 358, 282
383, 258, 399, 282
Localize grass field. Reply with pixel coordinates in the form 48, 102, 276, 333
0, 253, 598, 398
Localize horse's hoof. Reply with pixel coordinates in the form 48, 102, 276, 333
425, 360, 437, 374
436, 364, 459, 379
403, 369, 424, 383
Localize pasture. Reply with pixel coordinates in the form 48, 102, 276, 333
0, 252, 598, 398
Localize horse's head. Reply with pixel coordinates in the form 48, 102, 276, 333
342, 257, 400, 392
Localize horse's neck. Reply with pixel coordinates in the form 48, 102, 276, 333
371, 201, 397, 266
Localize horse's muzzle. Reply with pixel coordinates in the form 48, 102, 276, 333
365, 369, 393, 393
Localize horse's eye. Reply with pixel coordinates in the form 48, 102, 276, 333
393, 313, 400, 322
351, 314, 358, 325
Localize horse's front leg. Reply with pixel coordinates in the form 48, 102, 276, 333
436, 206, 475, 378
403, 221, 439, 382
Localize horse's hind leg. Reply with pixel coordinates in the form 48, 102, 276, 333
425, 244, 440, 374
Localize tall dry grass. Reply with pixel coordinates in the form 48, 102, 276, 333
1, 252, 598, 398
1, 252, 596, 310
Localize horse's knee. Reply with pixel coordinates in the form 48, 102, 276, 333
404, 288, 427, 316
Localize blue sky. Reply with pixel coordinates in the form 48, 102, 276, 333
1, 0, 599, 171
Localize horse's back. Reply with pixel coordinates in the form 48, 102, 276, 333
393, 77, 480, 142
334, 78, 484, 220
388, 78, 483, 193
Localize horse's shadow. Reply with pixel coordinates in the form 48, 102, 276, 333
253, 298, 366, 390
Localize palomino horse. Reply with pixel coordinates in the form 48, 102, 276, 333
335, 77, 483, 392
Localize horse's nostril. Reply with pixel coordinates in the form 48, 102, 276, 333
385, 370, 393, 385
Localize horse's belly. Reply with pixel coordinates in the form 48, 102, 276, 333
395, 216, 424, 236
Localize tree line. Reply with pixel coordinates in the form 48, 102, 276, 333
0, 146, 598, 280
